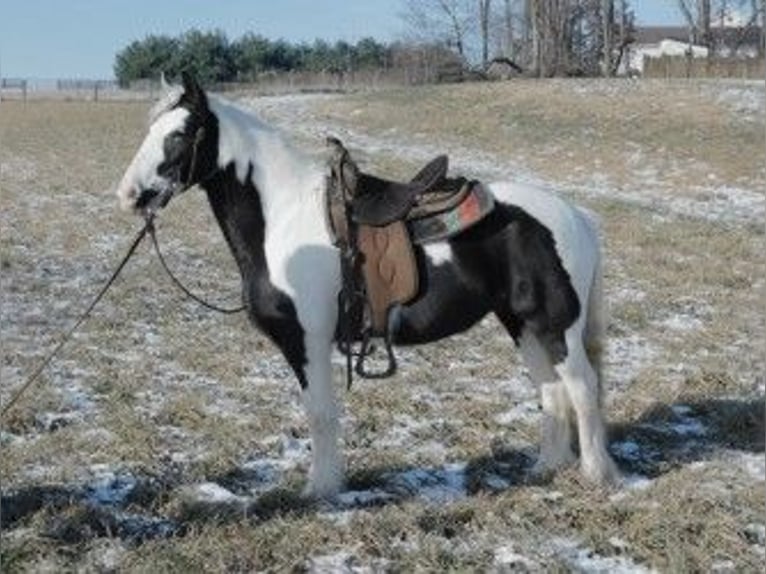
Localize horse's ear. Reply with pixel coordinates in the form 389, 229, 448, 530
181, 71, 208, 112
160, 72, 170, 91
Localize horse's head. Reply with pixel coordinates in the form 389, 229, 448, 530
116, 72, 218, 215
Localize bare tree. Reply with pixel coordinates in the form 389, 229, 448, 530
401, 0, 475, 59
677, 0, 764, 54
479, 0, 493, 67
602, 0, 614, 75
503, 0, 515, 58
401, 0, 637, 77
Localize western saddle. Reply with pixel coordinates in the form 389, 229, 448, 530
325, 137, 494, 383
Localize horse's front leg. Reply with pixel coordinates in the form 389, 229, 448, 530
301, 333, 344, 499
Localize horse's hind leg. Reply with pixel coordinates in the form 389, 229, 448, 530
519, 330, 577, 473
554, 325, 620, 485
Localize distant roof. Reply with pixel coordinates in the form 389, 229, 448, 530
635, 25, 764, 48
635, 26, 690, 44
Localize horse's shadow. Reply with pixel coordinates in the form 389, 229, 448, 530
605, 396, 764, 478
2, 396, 762, 545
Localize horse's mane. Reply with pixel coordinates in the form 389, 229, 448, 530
148, 86, 184, 125
149, 86, 319, 193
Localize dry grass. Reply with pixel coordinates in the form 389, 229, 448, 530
1, 81, 764, 572
314, 79, 765, 193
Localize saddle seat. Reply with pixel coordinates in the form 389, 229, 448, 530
328, 137, 470, 227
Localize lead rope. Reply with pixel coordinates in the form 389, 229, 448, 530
1, 218, 153, 419
2, 127, 240, 419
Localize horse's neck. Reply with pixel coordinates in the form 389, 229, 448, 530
213, 99, 321, 225
205, 104, 326, 277
203, 165, 270, 277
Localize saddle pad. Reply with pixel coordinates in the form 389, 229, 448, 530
408, 182, 495, 245
358, 221, 419, 333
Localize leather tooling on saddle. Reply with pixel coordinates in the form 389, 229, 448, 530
324, 137, 495, 383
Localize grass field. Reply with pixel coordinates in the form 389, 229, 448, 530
1, 79, 764, 572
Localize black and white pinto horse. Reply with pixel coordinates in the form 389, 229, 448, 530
116, 74, 620, 498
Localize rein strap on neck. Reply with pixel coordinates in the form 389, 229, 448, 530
146, 218, 245, 315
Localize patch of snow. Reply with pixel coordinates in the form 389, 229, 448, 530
279, 434, 313, 462
715, 86, 766, 121
668, 405, 708, 437
34, 411, 83, 433
484, 474, 512, 491
728, 451, 766, 482
305, 551, 389, 574
336, 489, 395, 508
387, 463, 468, 504
0, 154, 38, 182
552, 537, 657, 573
606, 334, 657, 388
610, 474, 655, 502
240, 458, 287, 485
743, 523, 766, 546
185, 482, 243, 504
611, 440, 642, 462
493, 544, 541, 571
244, 93, 764, 226
610, 286, 647, 304
317, 509, 357, 526
494, 400, 542, 426
710, 559, 737, 573
1, 431, 28, 446
84, 540, 126, 572
657, 314, 704, 332
85, 468, 137, 506
666, 185, 765, 225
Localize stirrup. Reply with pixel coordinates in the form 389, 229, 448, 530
355, 330, 397, 379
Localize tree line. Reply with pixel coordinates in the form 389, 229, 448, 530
114, 30, 390, 87
114, 1, 764, 85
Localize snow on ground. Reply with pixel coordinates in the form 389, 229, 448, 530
243, 91, 764, 226
1, 86, 762, 571
714, 83, 766, 122
550, 536, 657, 574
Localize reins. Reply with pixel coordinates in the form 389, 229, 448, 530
147, 223, 245, 315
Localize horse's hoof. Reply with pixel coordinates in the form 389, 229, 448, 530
582, 457, 622, 487
302, 481, 343, 502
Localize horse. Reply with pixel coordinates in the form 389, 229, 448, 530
115, 73, 620, 498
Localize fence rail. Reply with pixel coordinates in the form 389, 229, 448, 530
0, 69, 439, 102
643, 55, 765, 79
2, 59, 764, 102
1, 78, 131, 102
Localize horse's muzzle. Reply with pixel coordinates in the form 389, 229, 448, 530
135, 188, 174, 215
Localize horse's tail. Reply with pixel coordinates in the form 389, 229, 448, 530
582, 212, 607, 406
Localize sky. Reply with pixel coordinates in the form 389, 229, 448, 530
0, 1, 685, 80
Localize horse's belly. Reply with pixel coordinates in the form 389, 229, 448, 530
392, 247, 491, 345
